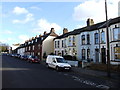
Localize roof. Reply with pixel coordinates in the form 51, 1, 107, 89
54, 16, 120, 40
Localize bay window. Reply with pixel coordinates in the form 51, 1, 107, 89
95, 33, 99, 44
82, 35, 85, 45
101, 31, 106, 44
82, 49, 86, 59
113, 28, 120, 41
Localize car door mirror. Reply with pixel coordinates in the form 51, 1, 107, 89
53, 60, 56, 63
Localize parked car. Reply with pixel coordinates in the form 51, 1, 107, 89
46, 55, 71, 71
16, 54, 21, 58
28, 55, 40, 63
20, 55, 28, 60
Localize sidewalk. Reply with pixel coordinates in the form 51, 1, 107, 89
71, 66, 120, 83
40, 60, 120, 82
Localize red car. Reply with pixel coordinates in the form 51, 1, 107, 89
28, 55, 40, 63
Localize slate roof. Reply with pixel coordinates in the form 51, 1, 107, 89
54, 16, 120, 40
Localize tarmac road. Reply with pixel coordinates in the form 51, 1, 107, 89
2, 55, 119, 89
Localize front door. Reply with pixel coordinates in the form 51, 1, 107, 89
101, 48, 106, 64
95, 49, 99, 63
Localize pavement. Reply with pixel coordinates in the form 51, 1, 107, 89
71, 67, 120, 83
40, 60, 120, 83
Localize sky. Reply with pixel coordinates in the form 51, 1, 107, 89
0, 0, 120, 48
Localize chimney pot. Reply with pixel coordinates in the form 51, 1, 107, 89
39, 34, 42, 37
50, 28, 55, 33
87, 18, 94, 26
44, 31, 47, 35
63, 28, 68, 34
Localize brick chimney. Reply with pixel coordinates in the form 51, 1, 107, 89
35, 35, 38, 38
63, 28, 68, 34
44, 31, 47, 35
50, 28, 55, 33
87, 18, 94, 26
32, 37, 34, 40
39, 34, 42, 37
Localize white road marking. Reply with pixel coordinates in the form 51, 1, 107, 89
72, 75, 110, 89
96, 85, 110, 90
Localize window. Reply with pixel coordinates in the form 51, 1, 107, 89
26, 47, 27, 51
87, 34, 90, 44
69, 37, 72, 46
101, 31, 106, 44
113, 28, 120, 41
36, 39, 37, 42
38, 44, 40, 49
55, 51, 56, 55
95, 33, 99, 44
33, 45, 34, 50
55, 41, 57, 48
114, 47, 120, 60
87, 49, 90, 59
82, 49, 86, 59
29, 46, 30, 51
82, 35, 85, 45
32, 41, 33, 44
69, 37, 71, 42
62, 50, 64, 56
73, 36, 76, 46
41, 37, 43, 40
73, 36, 75, 42
64, 39, 67, 48
58, 41, 60, 48
73, 48, 76, 55
62, 40, 64, 48
38, 52, 40, 55
28, 42, 30, 44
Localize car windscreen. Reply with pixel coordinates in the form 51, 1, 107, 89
56, 58, 67, 63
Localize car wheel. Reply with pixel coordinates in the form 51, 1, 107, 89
30, 60, 32, 63
56, 66, 59, 71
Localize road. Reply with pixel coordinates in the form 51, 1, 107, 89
2, 55, 118, 89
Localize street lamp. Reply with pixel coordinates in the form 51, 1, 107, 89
105, 0, 111, 77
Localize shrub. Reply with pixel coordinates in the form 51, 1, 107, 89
63, 55, 77, 61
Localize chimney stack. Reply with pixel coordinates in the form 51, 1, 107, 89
32, 37, 34, 40
50, 28, 55, 33
44, 31, 47, 35
87, 18, 94, 26
39, 34, 42, 37
63, 28, 68, 34
35, 35, 38, 38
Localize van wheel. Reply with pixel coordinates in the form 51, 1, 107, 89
46, 64, 49, 68
56, 66, 59, 71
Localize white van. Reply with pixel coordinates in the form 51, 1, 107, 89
46, 55, 71, 71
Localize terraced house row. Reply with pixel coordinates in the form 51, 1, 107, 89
15, 16, 120, 65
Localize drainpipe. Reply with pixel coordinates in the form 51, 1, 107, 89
98, 29, 101, 63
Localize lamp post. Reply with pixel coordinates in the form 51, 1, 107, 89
105, 0, 111, 77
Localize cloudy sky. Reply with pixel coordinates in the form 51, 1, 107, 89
0, 0, 119, 47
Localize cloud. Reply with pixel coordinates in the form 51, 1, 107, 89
73, 0, 119, 24
13, 13, 34, 24
0, 30, 13, 34
0, 38, 13, 44
13, 6, 28, 15
33, 18, 61, 34
30, 6, 41, 10
18, 35, 30, 43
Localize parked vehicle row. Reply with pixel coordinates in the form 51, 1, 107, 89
7, 54, 40, 63
5, 54, 72, 71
